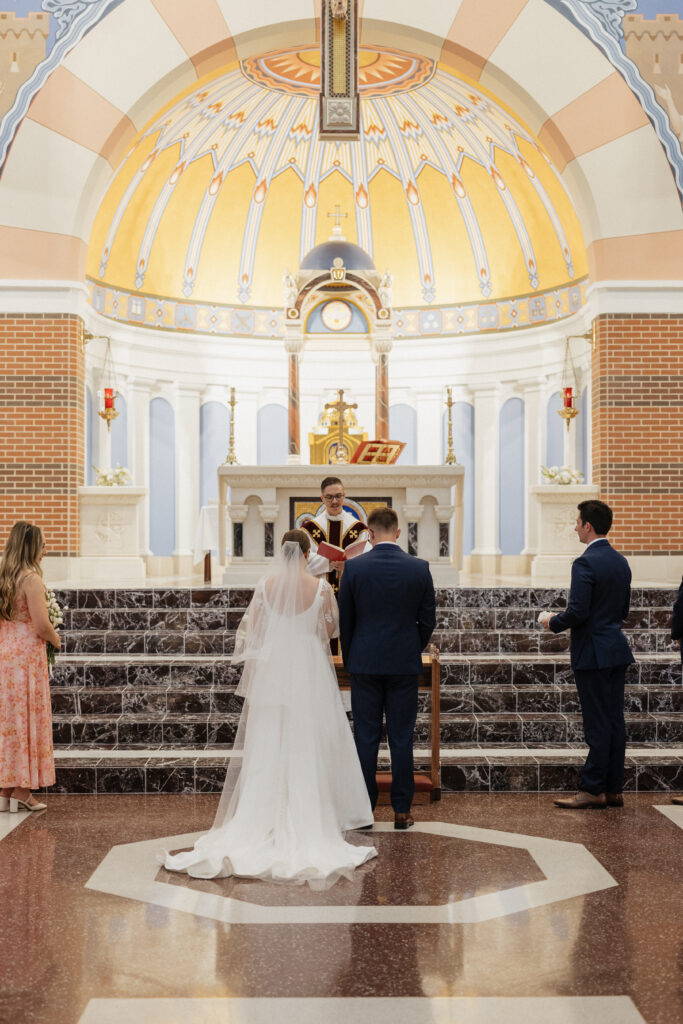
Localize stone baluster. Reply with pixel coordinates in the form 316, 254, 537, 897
258, 504, 280, 558
402, 503, 424, 556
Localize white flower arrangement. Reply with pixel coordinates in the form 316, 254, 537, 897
45, 587, 67, 676
94, 463, 131, 486
541, 465, 584, 485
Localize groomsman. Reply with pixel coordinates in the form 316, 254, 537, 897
540, 500, 634, 809
671, 576, 683, 806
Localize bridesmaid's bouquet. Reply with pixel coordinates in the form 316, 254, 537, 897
46, 588, 66, 677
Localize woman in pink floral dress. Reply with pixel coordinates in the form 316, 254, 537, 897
0, 522, 60, 812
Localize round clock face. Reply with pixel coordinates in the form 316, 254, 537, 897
321, 300, 353, 331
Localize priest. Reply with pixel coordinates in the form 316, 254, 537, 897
301, 476, 368, 655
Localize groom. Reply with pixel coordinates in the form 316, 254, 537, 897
338, 506, 436, 829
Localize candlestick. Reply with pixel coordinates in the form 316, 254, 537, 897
444, 387, 457, 465
223, 387, 239, 465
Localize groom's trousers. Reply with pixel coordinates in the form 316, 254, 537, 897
350, 673, 418, 813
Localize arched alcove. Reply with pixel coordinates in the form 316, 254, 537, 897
389, 404, 417, 464
499, 398, 525, 556
200, 401, 229, 506
149, 397, 175, 557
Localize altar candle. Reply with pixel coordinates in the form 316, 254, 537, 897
563, 387, 573, 408
104, 388, 114, 410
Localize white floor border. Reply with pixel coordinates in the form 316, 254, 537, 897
654, 804, 683, 829
0, 810, 33, 841
85, 820, 617, 925
77, 996, 647, 1024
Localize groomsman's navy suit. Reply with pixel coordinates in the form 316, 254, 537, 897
549, 538, 634, 796
338, 542, 436, 813
672, 576, 683, 664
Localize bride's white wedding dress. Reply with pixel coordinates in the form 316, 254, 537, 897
162, 543, 376, 885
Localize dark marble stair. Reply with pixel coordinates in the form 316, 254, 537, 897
45, 585, 683, 795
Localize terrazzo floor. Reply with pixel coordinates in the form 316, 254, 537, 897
0, 794, 680, 1024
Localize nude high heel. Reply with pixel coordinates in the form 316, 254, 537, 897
0, 798, 9, 811
9, 796, 47, 813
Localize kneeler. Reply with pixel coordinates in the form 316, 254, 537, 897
333, 652, 441, 804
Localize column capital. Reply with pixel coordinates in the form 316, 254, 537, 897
258, 504, 280, 523
284, 333, 304, 356
228, 504, 249, 523
434, 504, 455, 523
468, 382, 501, 400
402, 504, 424, 522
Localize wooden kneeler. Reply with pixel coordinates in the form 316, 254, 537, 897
333, 651, 441, 804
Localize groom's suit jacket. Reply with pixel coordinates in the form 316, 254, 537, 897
338, 543, 436, 675
549, 538, 634, 671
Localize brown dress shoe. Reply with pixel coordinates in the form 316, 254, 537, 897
394, 812, 415, 830
606, 793, 624, 807
553, 791, 607, 809
671, 795, 683, 805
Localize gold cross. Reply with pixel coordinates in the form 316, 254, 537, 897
324, 388, 357, 464
327, 205, 348, 230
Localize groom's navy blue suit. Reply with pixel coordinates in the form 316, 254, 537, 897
549, 538, 634, 795
338, 542, 436, 812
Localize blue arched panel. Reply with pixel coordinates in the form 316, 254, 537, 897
578, 386, 588, 480
546, 391, 564, 468
389, 404, 416, 464
200, 401, 229, 507
85, 386, 95, 485
499, 397, 525, 555
442, 402, 474, 556
257, 404, 288, 465
149, 397, 175, 556
305, 300, 368, 334
110, 394, 128, 469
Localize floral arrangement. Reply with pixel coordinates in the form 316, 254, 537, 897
46, 587, 66, 677
541, 465, 584, 485
93, 463, 131, 486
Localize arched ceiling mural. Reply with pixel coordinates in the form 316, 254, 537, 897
86, 46, 588, 337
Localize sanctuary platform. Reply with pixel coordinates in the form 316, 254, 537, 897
45, 584, 682, 797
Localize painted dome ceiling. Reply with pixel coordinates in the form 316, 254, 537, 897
87, 46, 589, 338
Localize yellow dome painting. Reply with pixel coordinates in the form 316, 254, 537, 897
87, 46, 588, 338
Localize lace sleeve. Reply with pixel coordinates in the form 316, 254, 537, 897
320, 580, 339, 640
232, 583, 266, 662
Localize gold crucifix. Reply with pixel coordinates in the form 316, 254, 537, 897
324, 388, 357, 464
327, 205, 348, 233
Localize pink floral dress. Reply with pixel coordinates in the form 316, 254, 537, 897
0, 581, 55, 788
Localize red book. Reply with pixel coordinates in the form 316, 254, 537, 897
316, 538, 367, 562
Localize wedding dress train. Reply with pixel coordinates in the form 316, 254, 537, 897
162, 543, 376, 885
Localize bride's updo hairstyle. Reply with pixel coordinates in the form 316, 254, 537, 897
281, 529, 310, 558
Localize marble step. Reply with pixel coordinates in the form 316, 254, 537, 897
50, 683, 683, 718
51, 653, 683, 689
52, 585, 682, 612
58, 628, 680, 656
44, 747, 683, 794
51, 710, 683, 749
59, 606, 678, 631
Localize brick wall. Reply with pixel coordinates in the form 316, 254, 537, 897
0, 313, 85, 556
592, 314, 683, 556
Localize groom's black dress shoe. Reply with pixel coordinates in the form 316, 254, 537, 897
394, 813, 414, 830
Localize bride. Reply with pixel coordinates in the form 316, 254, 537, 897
162, 530, 377, 884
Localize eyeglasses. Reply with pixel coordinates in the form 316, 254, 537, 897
322, 493, 345, 503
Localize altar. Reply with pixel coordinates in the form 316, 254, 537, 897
218, 464, 465, 585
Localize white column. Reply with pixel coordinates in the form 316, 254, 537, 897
91, 370, 112, 474
416, 388, 442, 465
521, 379, 544, 559
563, 408, 580, 469
173, 385, 201, 560
127, 379, 151, 554
470, 384, 501, 575
235, 389, 258, 465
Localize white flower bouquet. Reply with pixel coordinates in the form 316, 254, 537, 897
45, 587, 66, 677
94, 463, 131, 486
540, 465, 584, 485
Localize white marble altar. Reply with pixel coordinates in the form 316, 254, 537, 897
78, 486, 148, 583
218, 465, 465, 585
529, 484, 600, 583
